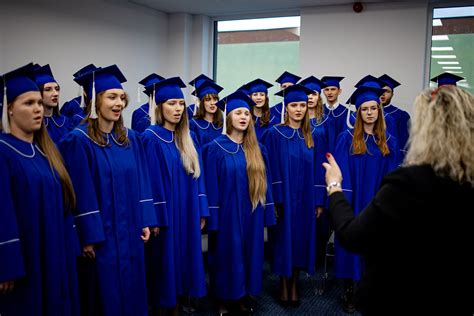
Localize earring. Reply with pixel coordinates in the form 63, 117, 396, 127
9, 111, 13, 115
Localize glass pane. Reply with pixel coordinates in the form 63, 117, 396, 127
430, 6, 474, 94
215, 17, 300, 105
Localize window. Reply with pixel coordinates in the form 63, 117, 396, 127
430, 6, 474, 94
215, 16, 300, 105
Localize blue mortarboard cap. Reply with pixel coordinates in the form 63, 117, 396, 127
32, 63, 42, 71
346, 86, 385, 109
237, 83, 250, 96
2, 63, 40, 132
34, 64, 57, 86
299, 76, 328, 94
247, 78, 273, 94
354, 75, 387, 89
430, 72, 464, 86
216, 90, 255, 114
139, 73, 165, 87
73, 64, 98, 79
321, 76, 345, 88
275, 84, 314, 104
192, 81, 223, 99
378, 74, 401, 90
3, 63, 39, 104
152, 77, 186, 103
189, 74, 214, 88
75, 64, 126, 98
73, 66, 102, 88
275, 71, 301, 85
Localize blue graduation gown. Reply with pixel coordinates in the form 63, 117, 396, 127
254, 114, 279, 141
0, 134, 79, 316
270, 102, 283, 118
189, 118, 222, 146
203, 135, 276, 300
323, 103, 351, 153
70, 111, 86, 128
44, 114, 74, 144
310, 117, 332, 237
131, 103, 149, 132
141, 125, 209, 308
61, 96, 82, 118
333, 130, 398, 280
383, 104, 411, 159
187, 104, 196, 118
59, 124, 157, 316
262, 125, 324, 276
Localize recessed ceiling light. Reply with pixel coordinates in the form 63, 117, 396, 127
432, 55, 457, 58
433, 19, 443, 26
431, 47, 453, 51
442, 66, 462, 69
437, 61, 459, 65
446, 71, 463, 74
432, 35, 449, 41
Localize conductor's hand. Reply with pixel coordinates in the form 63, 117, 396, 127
322, 153, 343, 185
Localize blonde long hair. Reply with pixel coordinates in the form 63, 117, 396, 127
226, 114, 267, 210
352, 104, 390, 156
283, 102, 314, 148
6, 101, 76, 212
156, 101, 201, 178
405, 86, 474, 186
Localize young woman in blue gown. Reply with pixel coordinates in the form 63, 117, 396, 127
262, 84, 326, 307
333, 85, 399, 313
34, 64, 73, 144
203, 91, 276, 314
0, 63, 79, 316
246, 79, 278, 141
189, 80, 224, 146
59, 64, 157, 316
141, 77, 209, 315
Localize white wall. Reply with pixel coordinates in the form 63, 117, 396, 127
165, 13, 214, 105
0, 0, 168, 126
300, 2, 430, 113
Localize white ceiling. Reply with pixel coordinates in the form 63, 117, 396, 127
121, 0, 421, 17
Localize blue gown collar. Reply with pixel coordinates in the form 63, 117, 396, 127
75, 123, 129, 147
72, 96, 82, 106
255, 115, 277, 124
272, 125, 305, 139
383, 104, 399, 115
346, 129, 392, 143
0, 133, 46, 158
213, 135, 243, 154
192, 118, 221, 130
44, 114, 66, 127
145, 124, 174, 143
324, 103, 348, 117
310, 115, 328, 128
139, 103, 149, 115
